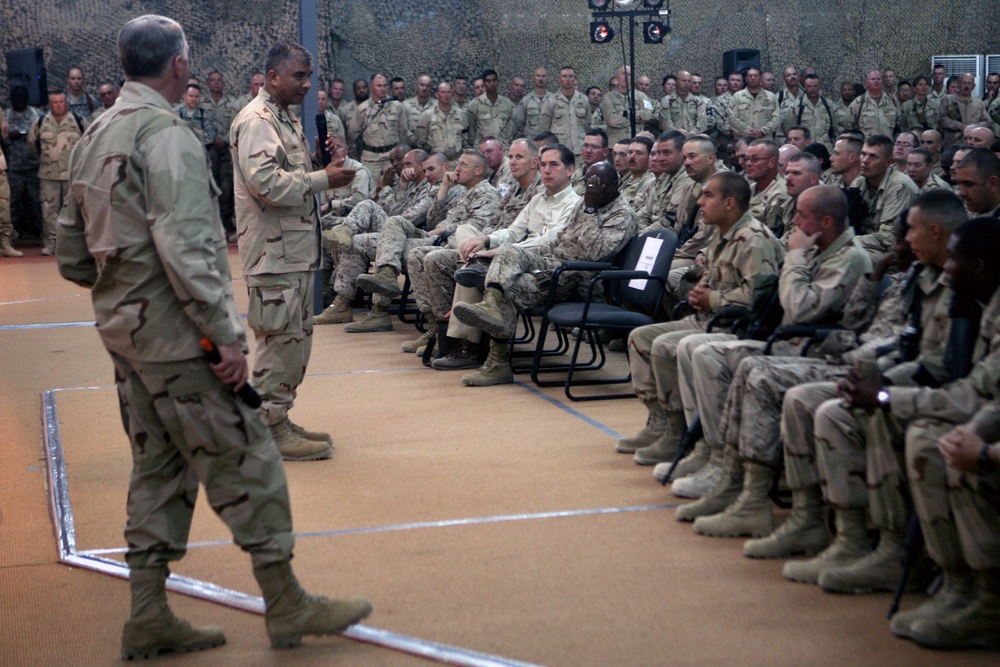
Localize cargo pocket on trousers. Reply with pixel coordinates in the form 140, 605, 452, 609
247, 284, 292, 335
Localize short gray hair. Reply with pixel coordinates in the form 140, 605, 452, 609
118, 15, 187, 79
264, 40, 312, 77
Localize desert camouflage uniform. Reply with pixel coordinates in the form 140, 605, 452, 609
513, 91, 553, 141
600, 89, 654, 145
411, 173, 542, 326
349, 98, 408, 182
851, 169, 918, 260
540, 90, 592, 157
721, 272, 908, 470
4, 105, 43, 236
776, 88, 804, 139
906, 402, 1000, 574
656, 93, 710, 135
322, 107, 346, 141
231, 89, 327, 427
635, 169, 692, 233
628, 212, 783, 412
468, 195, 637, 332
749, 175, 790, 237
466, 94, 516, 147
177, 104, 217, 149
783, 95, 838, 149
56, 80, 293, 570
322, 156, 372, 217
919, 170, 952, 193
847, 92, 898, 138
416, 104, 468, 160
372, 179, 499, 278
938, 95, 991, 148
402, 97, 433, 147
728, 89, 780, 138
619, 170, 654, 207
709, 92, 733, 153
28, 110, 86, 252
331, 177, 436, 303
783, 265, 952, 517
830, 98, 854, 134
898, 97, 940, 134
686, 228, 870, 459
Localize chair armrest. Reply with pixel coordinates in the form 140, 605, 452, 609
763, 322, 846, 355
706, 306, 749, 333
560, 260, 615, 272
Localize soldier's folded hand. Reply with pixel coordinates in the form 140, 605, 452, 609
324, 164, 356, 189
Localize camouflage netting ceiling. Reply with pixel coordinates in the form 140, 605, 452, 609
2, 0, 999, 105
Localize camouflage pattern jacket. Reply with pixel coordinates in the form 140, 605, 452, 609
636, 169, 692, 233
57, 81, 242, 362
431, 179, 499, 235
543, 194, 637, 265
28, 111, 86, 180
700, 212, 784, 313
231, 89, 329, 276
483, 172, 543, 236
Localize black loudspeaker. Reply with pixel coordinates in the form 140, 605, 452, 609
6, 48, 47, 107
722, 49, 761, 78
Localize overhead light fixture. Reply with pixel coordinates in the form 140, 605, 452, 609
614, 0, 638, 6
642, 0, 665, 7
587, 0, 610, 10
643, 20, 669, 43
590, 20, 615, 44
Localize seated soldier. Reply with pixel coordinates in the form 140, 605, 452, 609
666, 186, 870, 535
320, 135, 372, 218
404, 139, 544, 358
779, 192, 966, 590
315, 149, 441, 325
618, 136, 654, 206
615, 172, 784, 459
900, 403, 1000, 650
351, 150, 500, 331
634, 130, 692, 233
852, 134, 919, 261
450, 161, 637, 386
421, 142, 580, 370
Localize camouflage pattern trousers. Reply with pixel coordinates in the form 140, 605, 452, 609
717, 355, 847, 467
210, 145, 234, 228
331, 201, 392, 307
111, 352, 294, 571
39, 178, 68, 252
627, 316, 708, 412
409, 223, 483, 342
7, 170, 41, 237
0, 170, 10, 238
374, 215, 436, 273
782, 381, 909, 531
906, 418, 1000, 570
246, 271, 314, 426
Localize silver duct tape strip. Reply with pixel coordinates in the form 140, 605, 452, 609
42, 387, 550, 667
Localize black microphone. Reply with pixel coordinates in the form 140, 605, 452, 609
378, 95, 400, 105
316, 114, 331, 166
200, 338, 262, 408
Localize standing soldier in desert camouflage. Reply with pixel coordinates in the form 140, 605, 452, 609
57, 15, 370, 660
231, 39, 358, 460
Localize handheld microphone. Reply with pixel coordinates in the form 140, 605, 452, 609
200, 338, 262, 408
378, 95, 400, 105
316, 114, 331, 166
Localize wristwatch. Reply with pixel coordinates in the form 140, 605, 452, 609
877, 388, 891, 410
979, 444, 997, 473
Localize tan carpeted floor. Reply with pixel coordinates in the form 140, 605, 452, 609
1, 246, 996, 666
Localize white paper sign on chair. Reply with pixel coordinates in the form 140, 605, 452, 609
628, 236, 663, 290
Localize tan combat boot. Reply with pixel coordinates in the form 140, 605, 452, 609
270, 420, 332, 461
669, 444, 725, 498
693, 461, 776, 538
356, 265, 401, 297
782, 508, 872, 584
0, 232, 23, 258
818, 528, 907, 593
343, 303, 392, 333
461, 340, 513, 386
314, 294, 354, 325
121, 567, 226, 660
890, 569, 974, 639
616, 399, 670, 454
909, 569, 1000, 650
286, 418, 332, 445
633, 411, 686, 465
401, 313, 437, 354
743, 486, 829, 558
451, 287, 514, 338
321, 224, 354, 249
253, 561, 372, 649
659, 437, 711, 480
675, 448, 743, 522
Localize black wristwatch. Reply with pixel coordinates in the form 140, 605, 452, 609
979, 444, 997, 474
